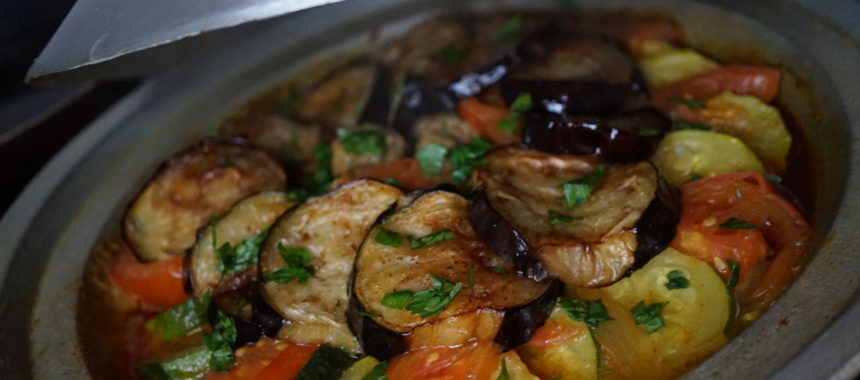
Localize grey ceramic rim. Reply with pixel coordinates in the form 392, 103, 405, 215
0, 0, 857, 378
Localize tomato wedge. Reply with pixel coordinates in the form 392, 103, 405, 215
351, 157, 444, 190
652, 66, 780, 112
250, 343, 318, 380
458, 97, 520, 145
525, 322, 585, 349
670, 172, 811, 312
387, 341, 501, 380
109, 245, 188, 310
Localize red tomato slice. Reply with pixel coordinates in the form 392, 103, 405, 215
109, 245, 188, 310
387, 340, 501, 380
652, 66, 780, 112
201, 338, 287, 380
250, 343, 318, 380
458, 97, 520, 145
671, 172, 811, 311
525, 322, 585, 348
354, 157, 445, 190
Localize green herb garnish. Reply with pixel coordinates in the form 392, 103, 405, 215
718, 217, 758, 230
382, 177, 400, 186
735, 188, 743, 198
559, 164, 608, 207
285, 188, 309, 202
204, 310, 238, 372
676, 121, 711, 131
498, 93, 533, 133
630, 301, 667, 334
273, 92, 300, 117
689, 172, 704, 181
266, 243, 315, 284
363, 361, 390, 380
375, 227, 403, 248
144, 295, 211, 341
489, 265, 508, 275
216, 229, 268, 275
449, 137, 494, 183
497, 358, 510, 380
311, 144, 334, 194
664, 270, 690, 290
340, 129, 387, 157
725, 259, 740, 289
637, 127, 664, 137
495, 15, 524, 40
439, 47, 467, 64
558, 298, 612, 329
411, 229, 455, 249
359, 310, 377, 319
548, 209, 582, 225
382, 275, 463, 318
764, 173, 783, 183
467, 266, 474, 288
669, 97, 705, 109
416, 143, 449, 177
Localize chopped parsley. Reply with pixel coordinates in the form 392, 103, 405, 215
630, 301, 667, 334
735, 188, 743, 198
664, 270, 690, 290
558, 298, 612, 329
495, 15, 524, 40
311, 144, 334, 194
559, 164, 608, 207
718, 217, 758, 230
725, 259, 740, 289
285, 188, 309, 202
416, 143, 448, 177
498, 93, 533, 133
449, 137, 494, 183
204, 310, 238, 372
375, 227, 403, 247
411, 229, 455, 249
689, 172, 704, 181
467, 266, 474, 288
340, 129, 387, 157
669, 97, 705, 109
489, 265, 508, 275
382, 177, 400, 186
497, 358, 510, 380
273, 91, 300, 117
363, 361, 390, 380
359, 310, 377, 319
213, 228, 269, 276
676, 121, 711, 131
637, 127, 664, 137
764, 173, 783, 183
382, 275, 463, 318
548, 209, 582, 225
266, 243, 315, 284
145, 295, 210, 341
439, 47, 467, 64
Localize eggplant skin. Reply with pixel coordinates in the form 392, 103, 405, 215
259, 179, 403, 354
500, 79, 635, 116
123, 141, 286, 262
468, 192, 548, 283
523, 108, 670, 163
630, 177, 681, 272
186, 192, 294, 298
346, 291, 409, 360
494, 280, 561, 351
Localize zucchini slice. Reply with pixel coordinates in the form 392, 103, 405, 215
652, 130, 765, 187
187, 192, 293, 298
123, 141, 286, 262
294, 345, 357, 380
516, 305, 599, 380
638, 48, 720, 89
259, 180, 403, 353
577, 248, 730, 379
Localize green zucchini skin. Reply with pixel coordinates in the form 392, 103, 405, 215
294, 345, 357, 380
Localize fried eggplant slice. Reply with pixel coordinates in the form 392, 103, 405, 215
259, 180, 403, 353
187, 192, 293, 298
473, 147, 657, 287
220, 114, 322, 168
124, 141, 286, 262
350, 191, 555, 358
330, 125, 407, 176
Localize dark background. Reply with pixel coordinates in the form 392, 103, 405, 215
0, 0, 137, 217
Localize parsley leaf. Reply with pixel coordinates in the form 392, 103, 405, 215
548, 209, 582, 225
718, 217, 758, 230
689, 172, 704, 181
285, 188, 308, 202
559, 164, 608, 207
630, 301, 667, 334
497, 93, 533, 133
144, 295, 210, 341
669, 97, 705, 109
467, 266, 474, 288
382, 275, 463, 318
497, 358, 510, 380
215, 229, 268, 276
637, 127, 664, 137
273, 92, 300, 117
340, 130, 387, 157
489, 265, 508, 275
558, 298, 612, 328
362, 361, 390, 380
449, 137, 493, 183
375, 227, 403, 247
311, 144, 334, 194
764, 173, 783, 183
439, 47, 467, 64
204, 310, 237, 372
725, 259, 740, 289
359, 310, 376, 319
497, 118, 519, 133
416, 143, 448, 177
665, 270, 690, 290
676, 121, 711, 131
411, 229, 455, 249
266, 243, 315, 284
495, 15, 523, 40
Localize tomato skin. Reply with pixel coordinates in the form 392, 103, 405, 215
458, 97, 520, 145
251, 343, 318, 380
387, 341, 500, 380
525, 323, 584, 348
352, 157, 444, 190
671, 172, 811, 311
109, 246, 188, 310
652, 66, 780, 112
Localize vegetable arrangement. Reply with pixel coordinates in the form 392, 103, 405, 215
81, 11, 812, 380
